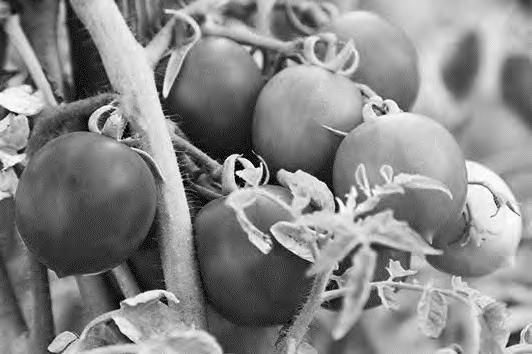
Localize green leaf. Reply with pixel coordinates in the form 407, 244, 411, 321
270, 221, 316, 262
386, 259, 418, 279
332, 244, 376, 339
393, 173, 453, 200
162, 42, 197, 99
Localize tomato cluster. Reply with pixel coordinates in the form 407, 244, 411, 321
13, 5, 522, 333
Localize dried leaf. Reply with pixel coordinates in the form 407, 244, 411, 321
270, 221, 315, 262
225, 188, 273, 254
332, 245, 376, 339
417, 285, 448, 338
0, 113, 29, 150
277, 169, 335, 213
0, 85, 45, 115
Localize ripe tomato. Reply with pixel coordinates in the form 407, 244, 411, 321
333, 113, 468, 243
324, 11, 420, 110
194, 185, 313, 326
15, 132, 157, 276
166, 37, 265, 159
427, 161, 522, 277
322, 246, 410, 311
252, 65, 363, 185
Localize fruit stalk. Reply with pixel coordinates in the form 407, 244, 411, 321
70, 0, 206, 327
75, 275, 119, 318
111, 264, 141, 298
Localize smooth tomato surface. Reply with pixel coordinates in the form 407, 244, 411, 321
324, 11, 420, 110
333, 113, 468, 243
194, 185, 313, 326
427, 161, 522, 277
166, 37, 264, 159
15, 132, 157, 276
252, 65, 363, 185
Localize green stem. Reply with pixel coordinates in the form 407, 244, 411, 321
111, 264, 141, 298
276, 269, 332, 354
28, 255, 54, 354
506, 344, 532, 354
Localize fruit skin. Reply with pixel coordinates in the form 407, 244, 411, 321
166, 37, 264, 159
15, 132, 157, 276
324, 11, 420, 110
427, 161, 522, 277
322, 246, 411, 311
333, 113, 468, 243
252, 65, 363, 185
194, 185, 313, 326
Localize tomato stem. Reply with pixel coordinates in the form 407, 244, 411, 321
70, 0, 206, 327
276, 269, 332, 354
111, 264, 141, 298
75, 275, 119, 318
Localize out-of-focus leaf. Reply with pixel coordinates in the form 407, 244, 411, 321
377, 285, 400, 311
0, 169, 18, 201
48, 332, 79, 353
332, 245, 376, 339
417, 284, 448, 338
520, 323, 532, 344
136, 331, 223, 354
477, 302, 510, 354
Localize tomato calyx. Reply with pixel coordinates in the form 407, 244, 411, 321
221, 153, 269, 194
467, 180, 520, 218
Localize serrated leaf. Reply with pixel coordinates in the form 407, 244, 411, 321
477, 302, 510, 354
417, 286, 448, 338
48, 332, 79, 353
162, 41, 198, 99
386, 259, 418, 279
0, 168, 18, 200
0, 85, 45, 115
360, 210, 442, 255
111, 291, 188, 343
520, 324, 532, 344
270, 222, 315, 262
277, 169, 335, 213
305, 213, 363, 275
225, 188, 273, 254
137, 330, 223, 354
377, 285, 400, 311
332, 245, 376, 339
393, 173, 453, 200
0, 113, 29, 150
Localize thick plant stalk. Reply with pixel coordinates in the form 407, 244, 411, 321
0, 252, 27, 353
18, 0, 66, 99
75, 275, 119, 319
27, 253, 54, 354
69, 0, 206, 327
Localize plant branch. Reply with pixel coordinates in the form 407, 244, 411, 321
70, 0, 206, 327
3, 13, 57, 105
75, 275, 119, 319
18, 0, 66, 99
111, 264, 141, 298
145, 16, 176, 68
506, 344, 532, 354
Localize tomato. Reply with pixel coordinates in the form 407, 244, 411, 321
15, 132, 157, 276
427, 161, 522, 277
166, 37, 265, 159
333, 113, 468, 243
194, 185, 313, 326
252, 65, 363, 185
500, 54, 532, 128
324, 11, 420, 110
322, 245, 410, 311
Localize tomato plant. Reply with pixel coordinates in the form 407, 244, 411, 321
322, 245, 410, 310
252, 64, 363, 185
427, 161, 522, 277
324, 11, 420, 110
15, 132, 157, 276
194, 185, 313, 326
333, 112, 468, 243
165, 37, 265, 159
